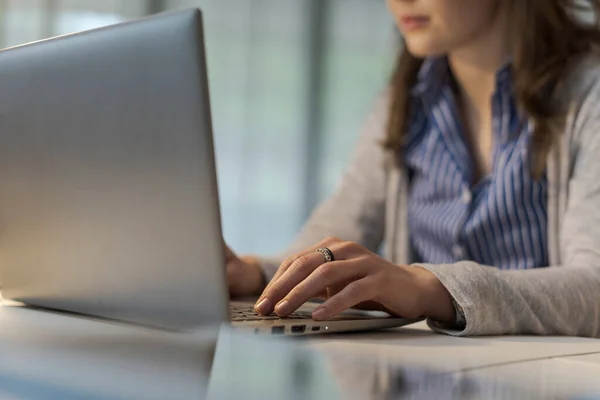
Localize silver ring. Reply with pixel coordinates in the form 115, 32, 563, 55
316, 247, 335, 263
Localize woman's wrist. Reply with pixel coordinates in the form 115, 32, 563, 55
416, 266, 456, 323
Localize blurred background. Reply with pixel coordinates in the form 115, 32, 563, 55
0, 0, 397, 256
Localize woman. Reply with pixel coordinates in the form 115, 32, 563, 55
226, 0, 600, 337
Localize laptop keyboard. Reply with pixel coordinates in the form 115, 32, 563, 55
229, 305, 312, 321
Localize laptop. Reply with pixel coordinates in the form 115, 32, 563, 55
0, 9, 420, 335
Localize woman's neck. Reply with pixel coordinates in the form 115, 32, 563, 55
447, 5, 511, 121
446, 5, 511, 181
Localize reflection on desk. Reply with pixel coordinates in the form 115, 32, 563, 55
208, 327, 556, 400
2, 302, 600, 400
0, 305, 214, 400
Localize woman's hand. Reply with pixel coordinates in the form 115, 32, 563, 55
253, 237, 455, 322
225, 244, 265, 298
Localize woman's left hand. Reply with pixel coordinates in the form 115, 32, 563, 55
254, 237, 456, 322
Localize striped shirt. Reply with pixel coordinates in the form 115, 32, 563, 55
404, 57, 549, 270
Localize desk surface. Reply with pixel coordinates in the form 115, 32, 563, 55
0, 305, 214, 400
306, 321, 600, 371
2, 303, 600, 399
304, 323, 600, 399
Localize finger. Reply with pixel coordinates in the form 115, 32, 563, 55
256, 237, 340, 306
255, 251, 325, 315
273, 258, 369, 317
256, 239, 365, 315
311, 276, 379, 320
257, 240, 362, 314
269, 236, 341, 283
270, 239, 360, 289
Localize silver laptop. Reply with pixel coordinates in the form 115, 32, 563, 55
0, 9, 420, 335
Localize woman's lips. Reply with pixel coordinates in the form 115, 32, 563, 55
400, 16, 430, 31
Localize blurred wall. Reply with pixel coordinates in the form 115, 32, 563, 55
0, 0, 396, 256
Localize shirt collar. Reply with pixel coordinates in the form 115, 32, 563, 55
410, 56, 450, 98
494, 58, 513, 93
410, 56, 514, 98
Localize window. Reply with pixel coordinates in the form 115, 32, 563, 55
318, 0, 395, 202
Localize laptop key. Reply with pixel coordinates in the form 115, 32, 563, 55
239, 316, 265, 321
230, 305, 313, 321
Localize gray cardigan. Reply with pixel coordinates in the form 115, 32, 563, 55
259, 57, 600, 337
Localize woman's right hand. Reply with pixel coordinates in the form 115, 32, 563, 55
225, 244, 265, 297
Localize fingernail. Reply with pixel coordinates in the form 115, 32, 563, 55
255, 298, 270, 314
275, 300, 289, 315
313, 307, 327, 320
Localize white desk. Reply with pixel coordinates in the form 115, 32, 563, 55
304, 322, 600, 398
0, 305, 214, 400
306, 321, 600, 370
464, 356, 600, 399
2, 302, 600, 399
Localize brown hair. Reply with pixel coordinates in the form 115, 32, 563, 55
384, 0, 600, 177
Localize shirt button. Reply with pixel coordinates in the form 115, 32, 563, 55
452, 245, 465, 259
462, 188, 472, 204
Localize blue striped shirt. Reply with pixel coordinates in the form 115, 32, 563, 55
404, 57, 549, 270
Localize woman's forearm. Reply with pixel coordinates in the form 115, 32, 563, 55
421, 262, 600, 337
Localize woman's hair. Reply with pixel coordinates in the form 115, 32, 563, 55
384, 0, 600, 177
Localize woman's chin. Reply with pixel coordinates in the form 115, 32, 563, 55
403, 39, 448, 59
